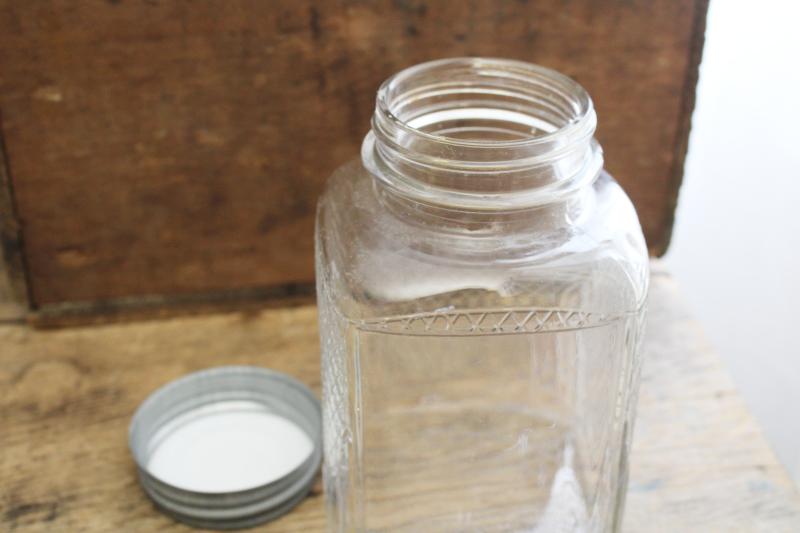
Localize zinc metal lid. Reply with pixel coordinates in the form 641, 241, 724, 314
128, 366, 322, 530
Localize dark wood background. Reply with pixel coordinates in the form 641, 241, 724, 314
0, 0, 708, 318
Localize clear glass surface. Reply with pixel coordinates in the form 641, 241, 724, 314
316, 58, 649, 533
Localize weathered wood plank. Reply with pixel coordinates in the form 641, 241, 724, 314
0, 0, 707, 311
0, 245, 25, 322
1, 266, 798, 531
0, 124, 28, 319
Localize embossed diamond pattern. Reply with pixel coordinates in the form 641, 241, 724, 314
357, 309, 616, 335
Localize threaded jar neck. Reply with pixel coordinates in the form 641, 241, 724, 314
362, 58, 602, 210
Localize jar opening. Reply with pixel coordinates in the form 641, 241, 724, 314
364, 58, 603, 210
376, 57, 594, 147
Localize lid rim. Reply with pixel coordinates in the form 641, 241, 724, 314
128, 365, 322, 529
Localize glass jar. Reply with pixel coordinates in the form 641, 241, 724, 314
316, 58, 649, 533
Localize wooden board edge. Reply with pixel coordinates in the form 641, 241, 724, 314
0, 110, 32, 315
27, 283, 316, 328
28, 266, 675, 328
653, 0, 710, 256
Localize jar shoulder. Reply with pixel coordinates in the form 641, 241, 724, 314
316, 160, 648, 319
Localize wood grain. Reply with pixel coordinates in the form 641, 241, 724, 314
0, 0, 707, 313
1, 265, 798, 532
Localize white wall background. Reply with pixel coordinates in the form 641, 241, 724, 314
665, 0, 800, 483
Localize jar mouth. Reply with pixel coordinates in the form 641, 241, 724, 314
375, 57, 595, 151
365, 58, 602, 209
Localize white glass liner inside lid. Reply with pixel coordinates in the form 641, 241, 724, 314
146, 400, 314, 493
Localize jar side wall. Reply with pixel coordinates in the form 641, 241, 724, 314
316, 158, 649, 532
316, 200, 352, 532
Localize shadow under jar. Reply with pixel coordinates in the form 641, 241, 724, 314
315, 58, 649, 533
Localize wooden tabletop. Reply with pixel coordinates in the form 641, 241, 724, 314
2, 266, 800, 532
